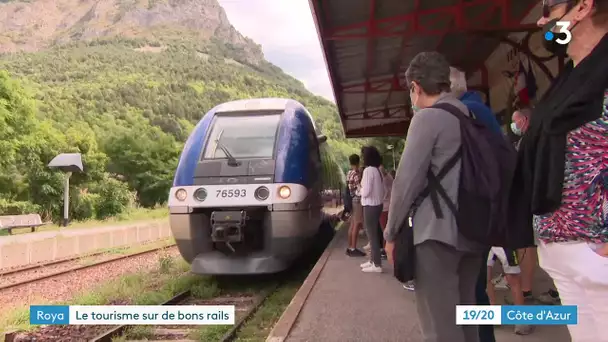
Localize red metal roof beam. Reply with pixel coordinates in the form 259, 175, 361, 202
380, 0, 420, 118
329, 0, 496, 34
345, 121, 411, 137
325, 0, 538, 40
345, 103, 409, 117
361, 0, 377, 120
341, 76, 405, 93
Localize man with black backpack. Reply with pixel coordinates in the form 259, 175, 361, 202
384, 52, 518, 342
450, 67, 501, 342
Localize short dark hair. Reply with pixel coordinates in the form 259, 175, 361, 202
405, 51, 452, 95
361, 146, 382, 168
348, 154, 360, 166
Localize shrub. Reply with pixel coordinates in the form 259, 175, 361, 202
95, 178, 132, 219
70, 191, 100, 221
0, 199, 41, 215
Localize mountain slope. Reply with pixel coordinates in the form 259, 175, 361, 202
0, 0, 361, 221
0, 0, 264, 65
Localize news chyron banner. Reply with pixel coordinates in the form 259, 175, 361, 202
30, 305, 235, 325
456, 305, 577, 325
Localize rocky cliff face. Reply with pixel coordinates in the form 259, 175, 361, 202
0, 0, 264, 64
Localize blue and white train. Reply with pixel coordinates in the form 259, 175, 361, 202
168, 98, 328, 275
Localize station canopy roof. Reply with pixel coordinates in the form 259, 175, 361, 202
309, 0, 541, 137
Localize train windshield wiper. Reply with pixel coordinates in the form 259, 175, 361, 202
215, 139, 240, 167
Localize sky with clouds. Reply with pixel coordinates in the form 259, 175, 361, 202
218, 0, 335, 102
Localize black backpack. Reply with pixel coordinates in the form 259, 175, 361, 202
342, 183, 353, 214
419, 102, 517, 247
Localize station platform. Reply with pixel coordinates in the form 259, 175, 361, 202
268, 225, 571, 342
0, 219, 171, 270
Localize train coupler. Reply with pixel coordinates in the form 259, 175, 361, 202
210, 210, 247, 245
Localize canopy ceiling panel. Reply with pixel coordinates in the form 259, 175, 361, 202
309, 0, 541, 138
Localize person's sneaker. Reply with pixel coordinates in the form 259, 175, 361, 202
360, 261, 373, 268
361, 263, 382, 273
537, 290, 561, 305
403, 282, 415, 291
380, 250, 387, 260
514, 324, 534, 335
346, 248, 366, 257
492, 274, 510, 290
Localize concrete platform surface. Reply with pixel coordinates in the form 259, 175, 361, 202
275, 226, 571, 342
0, 219, 171, 269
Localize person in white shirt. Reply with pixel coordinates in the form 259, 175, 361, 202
359, 146, 385, 273
366, 164, 392, 259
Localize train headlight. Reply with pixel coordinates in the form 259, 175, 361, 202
193, 188, 207, 201
254, 186, 270, 201
278, 185, 291, 199
175, 188, 187, 201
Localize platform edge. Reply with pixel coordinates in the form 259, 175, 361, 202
265, 222, 345, 342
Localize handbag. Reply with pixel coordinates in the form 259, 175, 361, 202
393, 212, 416, 283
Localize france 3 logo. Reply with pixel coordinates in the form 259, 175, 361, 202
543, 20, 572, 45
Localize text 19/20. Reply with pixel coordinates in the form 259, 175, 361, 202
455, 306, 501, 325
463, 310, 495, 320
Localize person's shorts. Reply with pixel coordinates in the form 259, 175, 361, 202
351, 200, 363, 224
487, 247, 520, 274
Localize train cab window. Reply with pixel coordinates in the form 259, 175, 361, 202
203, 113, 281, 160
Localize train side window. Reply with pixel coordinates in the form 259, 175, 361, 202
308, 126, 321, 184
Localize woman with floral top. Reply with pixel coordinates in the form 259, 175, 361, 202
511, 1, 608, 340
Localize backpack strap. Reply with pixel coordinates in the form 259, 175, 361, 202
417, 101, 469, 220
426, 148, 461, 219
431, 102, 472, 120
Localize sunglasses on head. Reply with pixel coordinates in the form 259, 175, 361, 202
542, 0, 573, 17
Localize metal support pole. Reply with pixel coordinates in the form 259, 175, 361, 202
63, 172, 72, 227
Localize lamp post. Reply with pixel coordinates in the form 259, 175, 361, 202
386, 145, 396, 170
48, 153, 84, 227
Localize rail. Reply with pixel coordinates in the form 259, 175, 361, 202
0, 244, 176, 291
90, 284, 280, 342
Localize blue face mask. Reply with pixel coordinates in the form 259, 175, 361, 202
511, 122, 522, 136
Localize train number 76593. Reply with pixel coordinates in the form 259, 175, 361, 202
216, 189, 247, 198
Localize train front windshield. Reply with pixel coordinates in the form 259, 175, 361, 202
203, 112, 282, 160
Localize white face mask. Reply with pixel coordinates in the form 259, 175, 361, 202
511, 122, 522, 136
410, 84, 421, 113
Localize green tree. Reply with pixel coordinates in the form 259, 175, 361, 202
104, 124, 180, 207
0, 37, 366, 219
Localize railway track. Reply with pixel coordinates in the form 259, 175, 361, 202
0, 244, 177, 291
4, 218, 339, 342
0, 246, 132, 278
90, 283, 279, 342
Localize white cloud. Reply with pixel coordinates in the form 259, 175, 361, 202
218, 0, 335, 102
